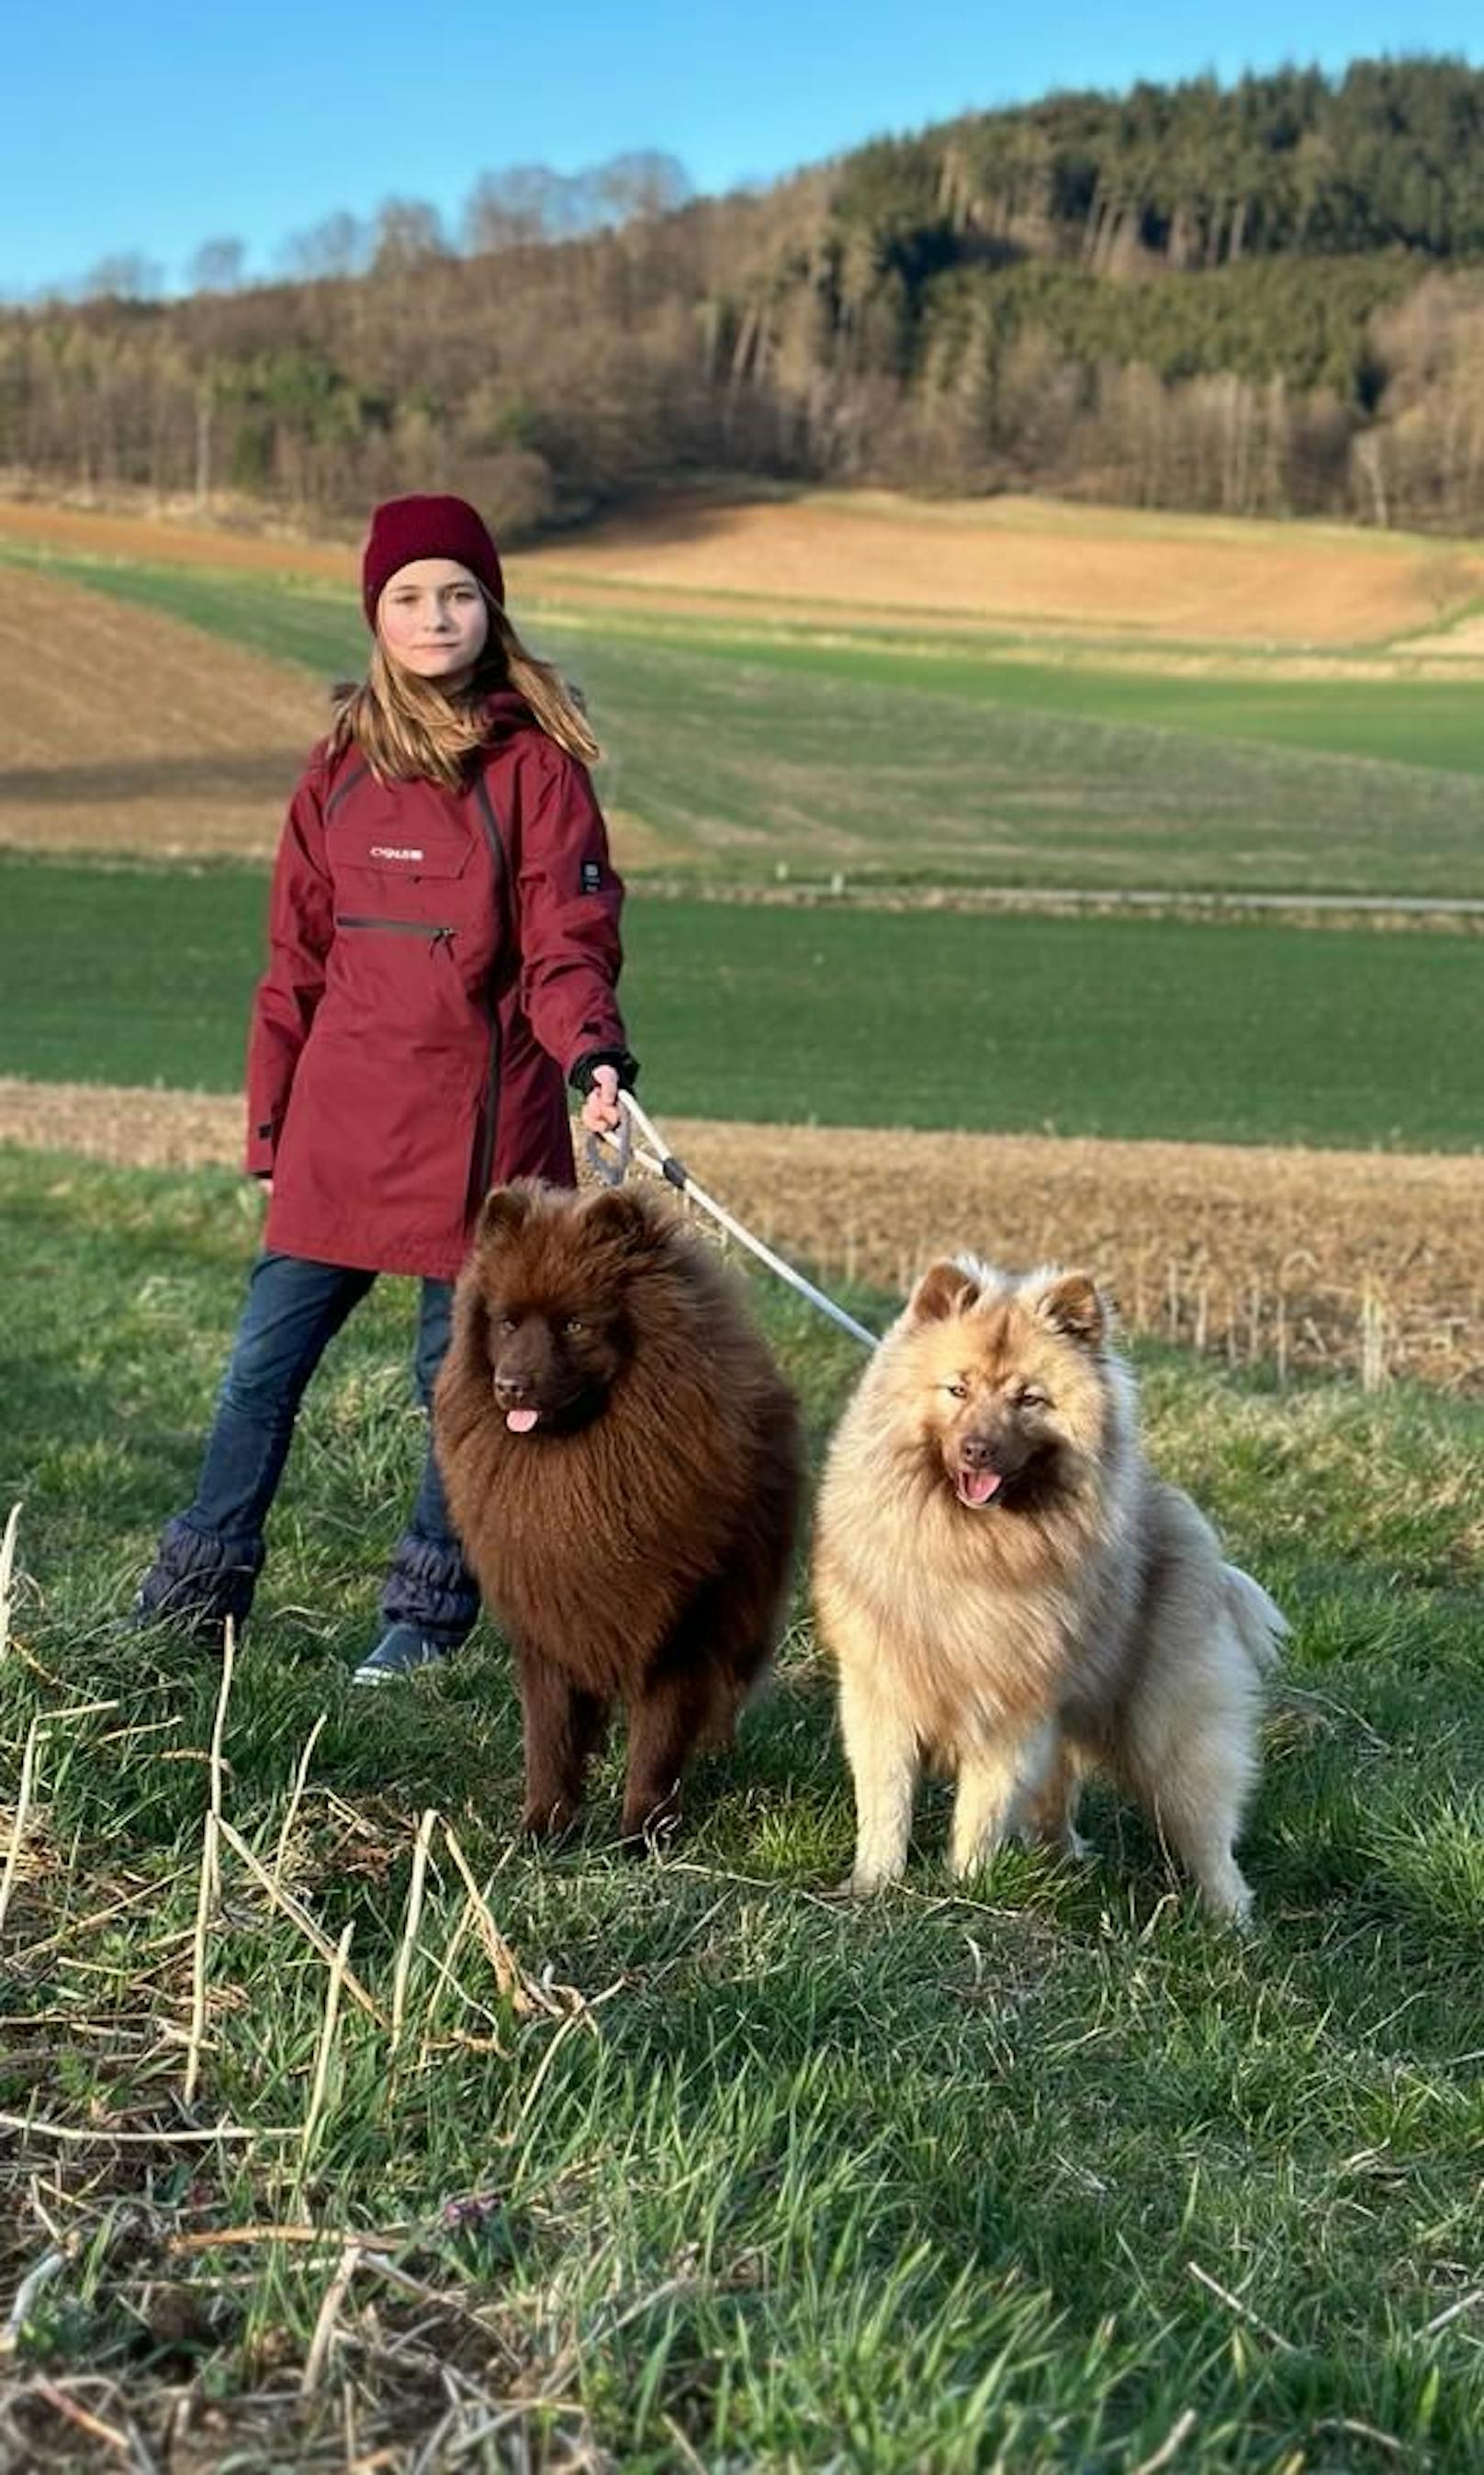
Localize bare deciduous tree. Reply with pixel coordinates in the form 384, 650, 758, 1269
80, 253, 163, 301
187, 238, 248, 295
596, 151, 692, 226
371, 197, 449, 275
463, 164, 579, 253
278, 213, 371, 281
462, 153, 694, 256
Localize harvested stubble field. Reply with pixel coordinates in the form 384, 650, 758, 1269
3, 1078, 1478, 1396
6, 486, 1484, 649
519, 489, 1484, 647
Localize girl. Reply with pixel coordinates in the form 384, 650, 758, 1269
134, 493, 637, 1682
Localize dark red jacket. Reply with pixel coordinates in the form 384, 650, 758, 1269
245, 692, 629, 1281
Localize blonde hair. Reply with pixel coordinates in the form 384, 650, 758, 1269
331, 593, 600, 787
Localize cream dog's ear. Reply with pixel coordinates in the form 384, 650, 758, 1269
909, 1259, 981, 1322
1029, 1269, 1107, 1349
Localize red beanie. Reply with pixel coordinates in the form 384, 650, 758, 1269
361, 494, 504, 626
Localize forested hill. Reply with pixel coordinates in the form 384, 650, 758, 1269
870, 56, 1484, 267
6, 55, 1484, 534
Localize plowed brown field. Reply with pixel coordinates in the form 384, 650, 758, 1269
5, 489, 1482, 649
4, 1080, 1478, 1394
0, 568, 324, 854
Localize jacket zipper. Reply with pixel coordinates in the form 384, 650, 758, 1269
335, 916, 456, 945
470, 777, 510, 1202
325, 761, 369, 818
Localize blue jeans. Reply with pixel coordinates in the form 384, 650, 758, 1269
137, 1250, 480, 1641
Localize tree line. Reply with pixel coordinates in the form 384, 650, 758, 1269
53, 152, 695, 302
5, 58, 1484, 535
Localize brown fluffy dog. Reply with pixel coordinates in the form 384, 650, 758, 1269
813, 1256, 1287, 1921
434, 1181, 802, 1842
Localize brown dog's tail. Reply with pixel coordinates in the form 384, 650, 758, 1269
1221, 1563, 1288, 1673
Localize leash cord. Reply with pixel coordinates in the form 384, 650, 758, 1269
586, 1093, 878, 1353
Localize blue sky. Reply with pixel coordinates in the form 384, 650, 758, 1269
6, 2, 1481, 298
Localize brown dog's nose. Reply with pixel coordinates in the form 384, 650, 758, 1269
495, 1375, 532, 1406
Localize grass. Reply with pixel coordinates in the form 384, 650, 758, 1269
2, 849, 1480, 1150
1, 1149, 1481, 2467
9, 544, 1484, 896
671, 633, 1484, 778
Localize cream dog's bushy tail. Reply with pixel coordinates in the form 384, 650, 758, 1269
1221, 1564, 1289, 1672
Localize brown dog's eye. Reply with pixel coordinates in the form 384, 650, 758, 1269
498, 1313, 519, 1334
564, 1317, 586, 1335
945, 1380, 968, 1400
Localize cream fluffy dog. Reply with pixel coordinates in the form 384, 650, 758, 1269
813, 1257, 1287, 1921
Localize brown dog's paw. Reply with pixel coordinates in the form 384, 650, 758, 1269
617, 1799, 682, 1856
520, 1797, 580, 1845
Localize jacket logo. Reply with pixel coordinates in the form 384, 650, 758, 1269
581, 859, 601, 893
370, 844, 423, 861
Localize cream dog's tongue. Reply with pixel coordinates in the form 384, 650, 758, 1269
506, 1407, 539, 1434
960, 1468, 1001, 1505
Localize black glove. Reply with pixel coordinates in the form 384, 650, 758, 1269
569, 1047, 640, 1097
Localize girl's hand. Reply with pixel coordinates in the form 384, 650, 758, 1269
579, 1065, 623, 1137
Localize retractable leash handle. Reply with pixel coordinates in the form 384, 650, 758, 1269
585, 1093, 879, 1354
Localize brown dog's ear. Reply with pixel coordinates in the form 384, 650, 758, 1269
1032, 1271, 1106, 1349
909, 1260, 981, 1322
477, 1184, 534, 1247
581, 1187, 660, 1255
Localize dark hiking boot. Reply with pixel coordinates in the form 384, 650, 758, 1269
351, 1623, 461, 1686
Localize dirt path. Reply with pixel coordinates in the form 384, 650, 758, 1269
4, 1078, 1478, 1393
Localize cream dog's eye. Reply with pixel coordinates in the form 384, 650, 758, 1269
1019, 1388, 1049, 1410
945, 1380, 968, 1400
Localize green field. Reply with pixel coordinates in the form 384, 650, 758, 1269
2, 1152, 1479, 2466
1, 852, 1478, 1148
11, 545, 1484, 896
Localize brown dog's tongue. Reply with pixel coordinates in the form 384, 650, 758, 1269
506, 1407, 539, 1434
960, 1467, 1001, 1505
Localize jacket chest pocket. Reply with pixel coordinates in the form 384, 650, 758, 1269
330, 805, 476, 932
